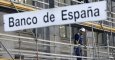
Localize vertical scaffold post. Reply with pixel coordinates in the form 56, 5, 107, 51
69, 24, 72, 60
107, 0, 111, 60
91, 21, 97, 60
35, 28, 39, 60
18, 31, 22, 60
49, 0, 55, 60
110, 0, 114, 60
107, 34, 110, 60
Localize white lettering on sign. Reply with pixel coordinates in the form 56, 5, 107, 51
4, 1, 107, 31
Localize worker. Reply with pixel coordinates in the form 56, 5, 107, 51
73, 27, 85, 60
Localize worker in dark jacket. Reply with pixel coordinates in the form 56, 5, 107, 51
74, 28, 85, 60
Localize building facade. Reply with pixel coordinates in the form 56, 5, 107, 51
0, 0, 115, 60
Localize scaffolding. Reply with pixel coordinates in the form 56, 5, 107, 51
0, 0, 115, 60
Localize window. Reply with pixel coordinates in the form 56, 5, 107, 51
19, 0, 24, 3
10, 0, 18, 2
45, 4, 49, 8
55, 0, 68, 7
38, 0, 42, 1
59, 26, 70, 39
71, 0, 80, 5
60, 0, 66, 3
15, 55, 24, 59
23, 0, 27, 3
32, 28, 50, 40
100, 33, 107, 46
32, 0, 49, 9
71, 1, 77, 5
60, 26, 66, 38
32, 1, 36, 6
0, 44, 1, 49
37, 2, 44, 8
44, 0, 49, 3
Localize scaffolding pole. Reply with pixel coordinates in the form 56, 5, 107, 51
18, 31, 22, 60
69, 24, 72, 60
91, 21, 96, 60
110, 0, 115, 60
35, 28, 39, 60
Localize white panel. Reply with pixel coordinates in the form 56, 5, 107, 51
4, 1, 107, 31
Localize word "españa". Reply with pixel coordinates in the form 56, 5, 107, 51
61, 7, 100, 22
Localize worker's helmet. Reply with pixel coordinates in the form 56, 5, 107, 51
79, 27, 85, 32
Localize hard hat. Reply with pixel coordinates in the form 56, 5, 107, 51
80, 28, 85, 32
